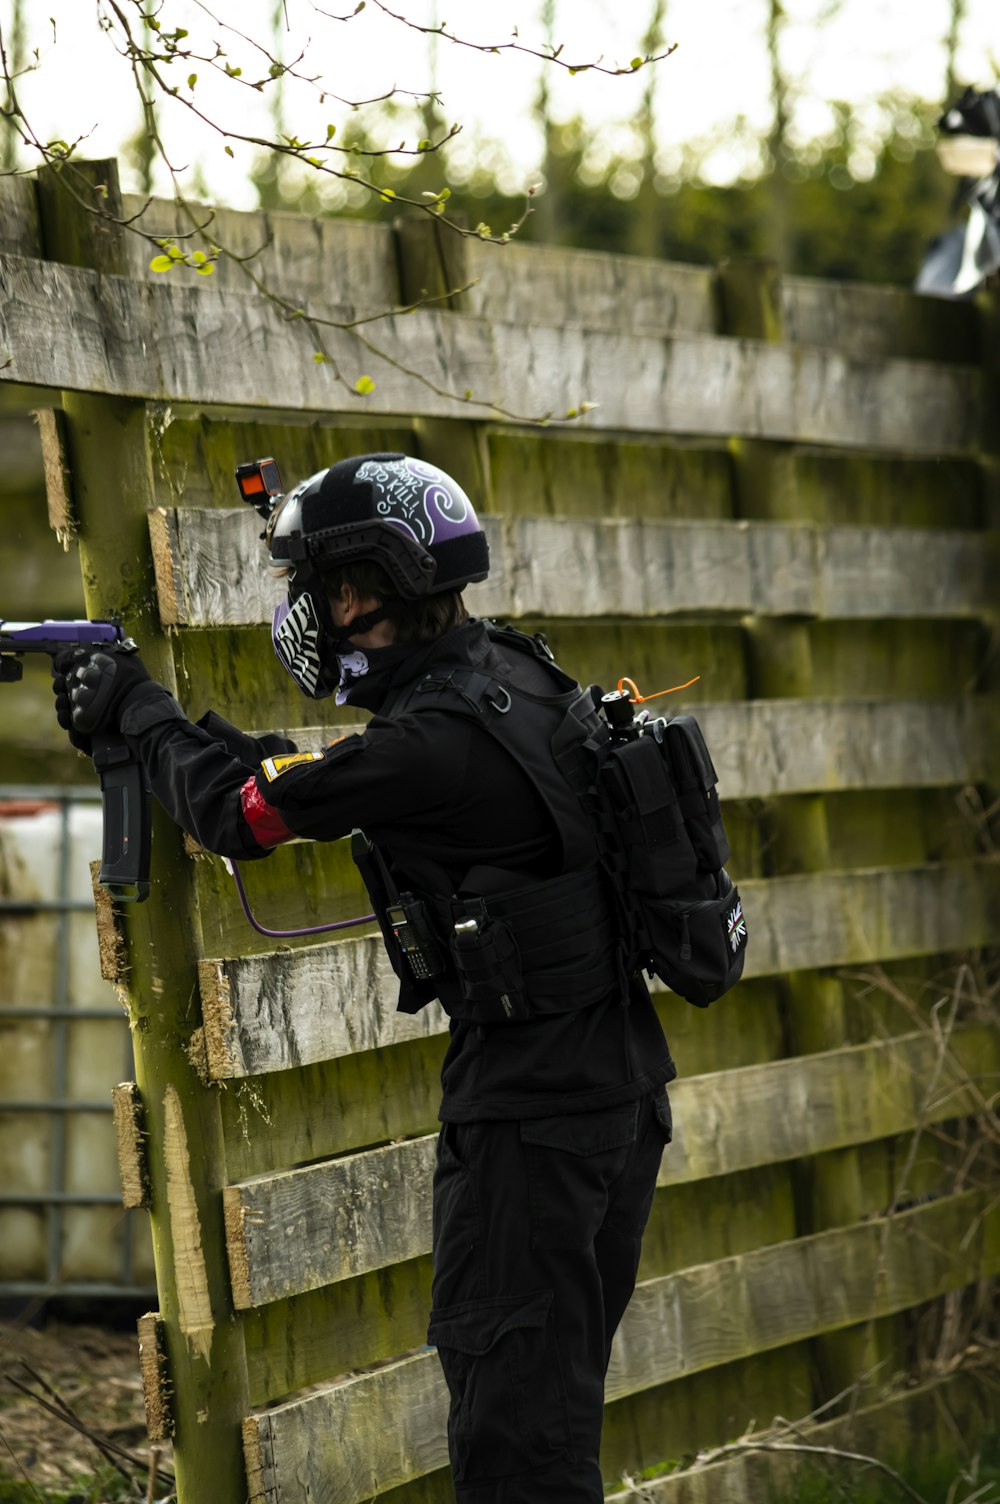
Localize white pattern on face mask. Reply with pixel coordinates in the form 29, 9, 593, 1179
335, 647, 370, 706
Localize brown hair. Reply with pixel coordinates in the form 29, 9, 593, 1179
322, 559, 468, 644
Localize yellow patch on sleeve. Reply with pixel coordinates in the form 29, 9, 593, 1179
261, 751, 325, 782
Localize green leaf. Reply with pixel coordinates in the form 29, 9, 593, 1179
565, 407, 578, 419
175, 27, 188, 39
149, 255, 175, 273
379, 188, 396, 202
225, 63, 242, 77
196, 263, 215, 276
630, 56, 643, 69
191, 250, 207, 264
326, 123, 337, 140
417, 138, 431, 152
313, 352, 328, 364
187, 73, 197, 89
224, 144, 234, 158
354, 374, 375, 395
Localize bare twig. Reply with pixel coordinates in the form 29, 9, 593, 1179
356, 1, 678, 77
688, 1438, 932, 1504
146, 1444, 162, 1503
6, 1362, 176, 1484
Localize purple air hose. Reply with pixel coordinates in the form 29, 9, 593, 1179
230, 859, 375, 939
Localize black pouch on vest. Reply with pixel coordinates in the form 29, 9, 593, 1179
643, 870, 748, 1007
602, 734, 699, 898
449, 911, 531, 1024
664, 716, 730, 872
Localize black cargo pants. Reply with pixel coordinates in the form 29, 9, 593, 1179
428, 1087, 672, 1503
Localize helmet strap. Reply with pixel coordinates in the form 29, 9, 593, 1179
334, 600, 394, 643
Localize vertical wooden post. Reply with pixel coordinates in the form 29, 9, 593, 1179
395, 214, 470, 309
719, 257, 894, 1407
38, 160, 251, 1504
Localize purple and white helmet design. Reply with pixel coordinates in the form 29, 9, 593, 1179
354, 456, 474, 550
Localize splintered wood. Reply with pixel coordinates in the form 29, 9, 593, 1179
162, 1084, 215, 1364
112, 1080, 151, 1210
34, 407, 75, 547
90, 858, 128, 986
137, 1312, 174, 1442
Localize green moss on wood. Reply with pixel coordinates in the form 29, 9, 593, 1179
600, 1346, 813, 1490
220, 1035, 446, 1180
750, 620, 989, 700
731, 441, 984, 528
170, 626, 362, 733
486, 430, 735, 520
639, 1165, 797, 1281
655, 978, 786, 1077
513, 619, 749, 702
192, 836, 371, 960
242, 1254, 434, 1405
150, 414, 418, 510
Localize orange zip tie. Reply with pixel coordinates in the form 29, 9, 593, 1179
618, 674, 701, 703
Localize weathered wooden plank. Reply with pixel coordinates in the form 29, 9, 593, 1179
238, 1162, 794, 1403
0, 255, 980, 450
486, 428, 735, 519
223, 1025, 997, 1308
120, 194, 400, 311
277, 694, 998, 800
243, 1191, 1000, 1504
199, 859, 1000, 1079
463, 241, 717, 334
150, 506, 999, 627
782, 274, 981, 364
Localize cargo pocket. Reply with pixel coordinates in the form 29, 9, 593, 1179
427, 1289, 571, 1483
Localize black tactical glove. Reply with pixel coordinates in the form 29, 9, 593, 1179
52, 646, 156, 745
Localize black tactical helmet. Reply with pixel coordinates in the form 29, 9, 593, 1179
264, 453, 489, 699
268, 452, 489, 598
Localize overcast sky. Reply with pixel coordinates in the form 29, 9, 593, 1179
5, 0, 999, 204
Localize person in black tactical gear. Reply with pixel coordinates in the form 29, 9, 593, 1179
52, 453, 675, 1504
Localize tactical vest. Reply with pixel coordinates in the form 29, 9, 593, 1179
354, 624, 627, 1024
354, 622, 747, 1022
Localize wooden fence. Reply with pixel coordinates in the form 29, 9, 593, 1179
1, 157, 998, 1502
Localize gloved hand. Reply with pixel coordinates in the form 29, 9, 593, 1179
52, 646, 156, 748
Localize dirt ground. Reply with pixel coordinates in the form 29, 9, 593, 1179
0, 1317, 171, 1500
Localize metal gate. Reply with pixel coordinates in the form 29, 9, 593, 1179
0, 785, 154, 1301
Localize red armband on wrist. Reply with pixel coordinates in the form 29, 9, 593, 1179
240, 776, 295, 848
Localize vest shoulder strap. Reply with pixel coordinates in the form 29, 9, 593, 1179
385, 660, 603, 872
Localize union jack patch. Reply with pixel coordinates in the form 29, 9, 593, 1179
726, 898, 747, 954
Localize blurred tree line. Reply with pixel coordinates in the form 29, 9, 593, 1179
243, 87, 958, 287
232, 2, 970, 288
1, 0, 974, 288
